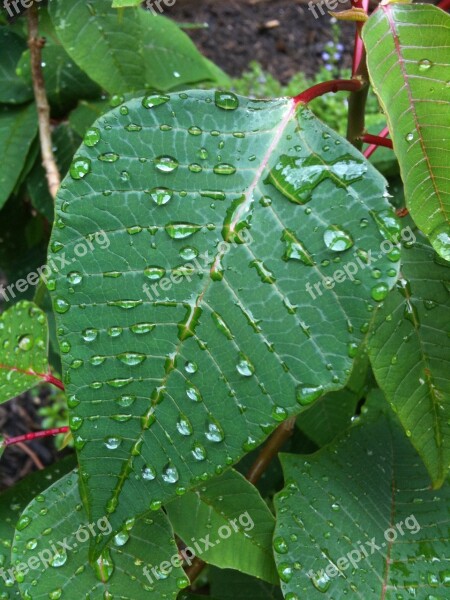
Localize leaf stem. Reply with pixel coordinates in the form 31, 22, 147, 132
363, 126, 392, 159
293, 79, 363, 105
1, 427, 69, 447
27, 4, 61, 199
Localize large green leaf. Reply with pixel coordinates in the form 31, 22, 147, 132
0, 301, 52, 404
273, 415, 450, 598
0, 103, 38, 210
363, 3, 450, 261
17, 40, 102, 117
368, 232, 450, 487
49, 0, 220, 94
11, 470, 189, 599
48, 90, 401, 543
166, 469, 277, 582
0, 456, 76, 598
0, 27, 33, 104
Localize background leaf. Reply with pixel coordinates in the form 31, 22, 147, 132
166, 469, 277, 582
0, 103, 38, 210
363, 4, 450, 260
0, 456, 76, 597
209, 568, 283, 600
273, 414, 450, 598
12, 470, 189, 599
368, 231, 450, 487
49, 0, 220, 94
48, 90, 400, 543
0, 27, 33, 104
0, 301, 50, 404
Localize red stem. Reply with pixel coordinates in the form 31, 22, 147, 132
0, 364, 64, 391
2, 427, 70, 447
363, 125, 391, 158
294, 79, 363, 105
352, 0, 370, 76
437, 0, 450, 11
361, 133, 393, 149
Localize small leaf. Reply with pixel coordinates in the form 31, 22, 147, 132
49, 0, 220, 93
0, 301, 50, 404
0, 456, 76, 597
166, 469, 278, 583
0, 103, 38, 209
368, 233, 450, 487
274, 415, 450, 598
0, 27, 33, 104
12, 470, 188, 599
363, 4, 450, 260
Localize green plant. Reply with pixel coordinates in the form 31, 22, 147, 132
0, 1, 449, 599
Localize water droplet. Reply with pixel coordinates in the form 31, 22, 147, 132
429, 223, 450, 261
418, 59, 432, 71
405, 132, 414, 143
177, 414, 193, 436
214, 91, 239, 110
50, 549, 68, 568
54, 297, 70, 314
188, 163, 202, 173
104, 436, 121, 450
249, 259, 275, 284
154, 155, 179, 173
67, 271, 83, 285
296, 384, 323, 405
371, 282, 389, 302
166, 222, 200, 239
323, 225, 354, 252
185, 361, 198, 374
94, 549, 114, 582
142, 465, 156, 481
125, 123, 142, 132
188, 126, 202, 136
16, 515, 31, 531
98, 152, 119, 163
147, 187, 173, 206
213, 163, 236, 176
278, 563, 293, 583
118, 352, 146, 366
186, 384, 202, 402
162, 463, 179, 484
18, 335, 33, 351
144, 266, 166, 280
192, 442, 207, 461
311, 572, 331, 592
273, 536, 289, 553
179, 246, 198, 261
282, 229, 314, 265
70, 157, 91, 180
205, 417, 225, 442
142, 94, 170, 109
236, 354, 255, 377
49, 588, 63, 599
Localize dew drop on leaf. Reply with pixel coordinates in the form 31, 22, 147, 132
296, 384, 324, 405
154, 155, 179, 173
69, 157, 91, 180
142, 93, 169, 109
214, 91, 239, 111
323, 225, 354, 252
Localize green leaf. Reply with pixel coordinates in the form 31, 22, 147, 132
368, 232, 450, 487
297, 351, 369, 447
363, 4, 450, 261
0, 27, 33, 104
28, 124, 82, 221
0, 301, 50, 404
11, 470, 189, 599
69, 99, 111, 138
16, 41, 102, 117
166, 469, 277, 583
210, 568, 283, 600
273, 415, 450, 598
0, 103, 38, 209
49, 0, 220, 94
0, 456, 76, 596
112, 0, 142, 6
48, 90, 400, 542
